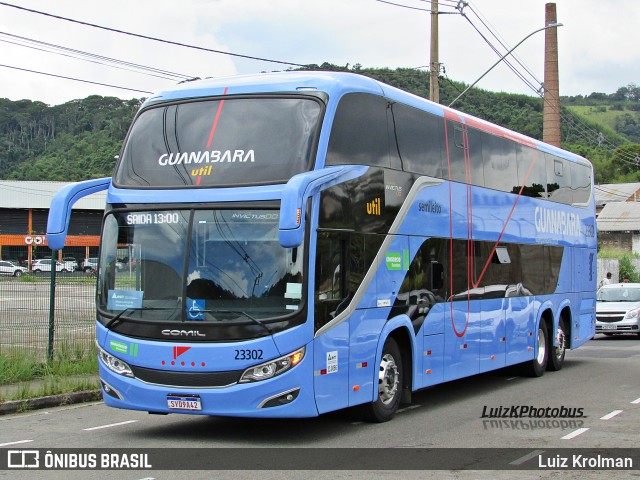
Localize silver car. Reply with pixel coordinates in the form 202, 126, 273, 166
0, 260, 27, 277
596, 283, 640, 337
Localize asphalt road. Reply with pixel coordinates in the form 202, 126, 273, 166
0, 334, 638, 479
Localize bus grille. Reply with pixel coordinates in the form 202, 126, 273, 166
130, 365, 243, 388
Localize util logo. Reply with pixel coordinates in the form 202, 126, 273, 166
366, 197, 382, 216
191, 165, 213, 186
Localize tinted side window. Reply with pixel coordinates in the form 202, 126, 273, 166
445, 122, 484, 186
326, 93, 391, 168
392, 103, 443, 177
482, 133, 517, 192
571, 162, 592, 204
546, 154, 572, 204
515, 144, 546, 198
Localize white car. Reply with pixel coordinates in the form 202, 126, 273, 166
82, 257, 99, 272
62, 257, 79, 271
32, 259, 66, 273
596, 283, 640, 337
0, 260, 27, 277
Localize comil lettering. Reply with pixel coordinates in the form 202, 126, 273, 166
534, 206, 581, 237
158, 150, 255, 166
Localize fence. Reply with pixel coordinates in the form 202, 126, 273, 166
1, 257, 637, 361
0, 271, 96, 361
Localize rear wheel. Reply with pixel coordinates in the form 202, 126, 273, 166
547, 318, 567, 371
519, 319, 548, 377
361, 337, 403, 423
14, 270, 22, 277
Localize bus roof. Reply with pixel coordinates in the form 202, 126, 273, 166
144, 71, 589, 167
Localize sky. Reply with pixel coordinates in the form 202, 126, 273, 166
0, 0, 638, 106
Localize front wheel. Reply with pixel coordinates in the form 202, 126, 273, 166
518, 319, 548, 377
361, 337, 403, 423
547, 318, 567, 371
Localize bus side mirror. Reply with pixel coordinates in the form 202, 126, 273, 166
47, 177, 111, 250
278, 166, 368, 248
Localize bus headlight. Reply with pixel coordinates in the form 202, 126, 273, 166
98, 344, 134, 377
239, 347, 305, 383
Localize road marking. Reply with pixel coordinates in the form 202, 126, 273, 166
600, 409, 623, 420
0, 439, 33, 447
632, 397, 640, 405
506, 377, 519, 381
561, 427, 589, 440
509, 449, 546, 466
83, 420, 137, 431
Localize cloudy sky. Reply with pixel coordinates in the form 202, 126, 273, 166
0, 0, 637, 105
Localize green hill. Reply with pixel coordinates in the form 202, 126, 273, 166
0, 66, 637, 184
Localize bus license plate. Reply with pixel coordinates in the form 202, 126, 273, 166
167, 395, 202, 411
602, 325, 617, 330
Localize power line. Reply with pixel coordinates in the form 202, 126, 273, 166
0, 31, 194, 81
0, 1, 306, 67
375, 0, 459, 13
0, 64, 153, 94
453, 2, 638, 168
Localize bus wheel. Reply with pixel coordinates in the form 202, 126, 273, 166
547, 318, 567, 371
361, 337, 403, 423
518, 319, 548, 377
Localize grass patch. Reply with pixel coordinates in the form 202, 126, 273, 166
0, 343, 99, 402
0, 342, 98, 385
599, 247, 640, 260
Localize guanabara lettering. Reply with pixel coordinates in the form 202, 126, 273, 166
158, 150, 255, 166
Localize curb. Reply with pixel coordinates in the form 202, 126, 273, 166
0, 390, 102, 415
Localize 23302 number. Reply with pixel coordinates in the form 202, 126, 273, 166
234, 349, 263, 360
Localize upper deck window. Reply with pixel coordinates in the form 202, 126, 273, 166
114, 96, 323, 188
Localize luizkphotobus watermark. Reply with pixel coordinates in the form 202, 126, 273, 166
481, 405, 586, 431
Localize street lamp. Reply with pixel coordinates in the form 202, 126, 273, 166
448, 22, 563, 108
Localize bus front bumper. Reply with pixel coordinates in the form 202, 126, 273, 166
98, 355, 318, 418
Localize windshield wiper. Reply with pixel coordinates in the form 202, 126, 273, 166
104, 307, 178, 330
214, 310, 273, 335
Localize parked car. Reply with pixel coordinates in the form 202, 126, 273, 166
0, 260, 27, 277
81, 257, 99, 272
32, 258, 66, 273
62, 257, 79, 271
596, 283, 640, 337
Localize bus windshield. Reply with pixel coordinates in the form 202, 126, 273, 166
97, 209, 305, 337
114, 96, 323, 188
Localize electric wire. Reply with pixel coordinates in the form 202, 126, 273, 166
0, 1, 306, 67
0, 63, 153, 94
0, 30, 193, 81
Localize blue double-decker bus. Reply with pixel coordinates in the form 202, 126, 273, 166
48, 71, 596, 422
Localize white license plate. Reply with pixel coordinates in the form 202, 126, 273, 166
602, 325, 617, 330
167, 395, 202, 411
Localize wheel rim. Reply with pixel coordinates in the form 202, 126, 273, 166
378, 353, 399, 405
536, 328, 546, 365
555, 325, 566, 360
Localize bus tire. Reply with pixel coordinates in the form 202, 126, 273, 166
518, 319, 548, 377
547, 318, 567, 371
361, 337, 403, 423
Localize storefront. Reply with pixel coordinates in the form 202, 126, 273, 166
0, 181, 104, 269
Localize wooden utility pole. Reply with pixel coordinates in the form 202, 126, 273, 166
543, 3, 561, 147
429, 0, 439, 103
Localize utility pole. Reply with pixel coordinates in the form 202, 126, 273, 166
543, 3, 561, 147
429, 0, 439, 103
